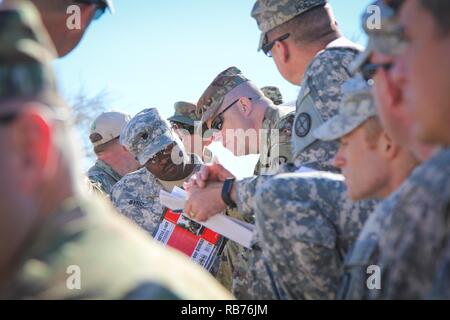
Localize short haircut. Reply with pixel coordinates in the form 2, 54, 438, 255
268, 4, 339, 47
363, 116, 383, 148
420, 0, 450, 35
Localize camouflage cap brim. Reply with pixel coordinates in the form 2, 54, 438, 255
137, 132, 174, 166
314, 112, 370, 141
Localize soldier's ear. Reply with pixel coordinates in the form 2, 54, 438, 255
274, 40, 290, 64
238, 97, 253, 117
380, 131, 398, 160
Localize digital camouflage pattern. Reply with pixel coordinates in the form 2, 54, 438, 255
314, 74, 377, 142
350, 0, 406, 74
251, 0, 327, 50
261, 86, 283, 105
292, 38, 362, 170
1, 195, 232, 300
87, 159, 122, 196
111, 167, 165, 235
197, 66, 249, 125
337, 188, 399, 299
254, 171, 377, 299
370, 149, 450, 299
256, 104, 295, 175
232, 40, 368, 299
168, 101, 199, 127
120, 108, 179, 166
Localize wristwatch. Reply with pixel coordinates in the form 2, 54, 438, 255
221, 178, 237, 209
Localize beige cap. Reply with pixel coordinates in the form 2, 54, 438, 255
89, 111, 131, 147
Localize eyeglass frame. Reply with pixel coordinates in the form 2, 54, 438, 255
262, 33, 290, 57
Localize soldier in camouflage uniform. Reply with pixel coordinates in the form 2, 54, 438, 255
168, 101, 210, 160
360, 0, 450, 299
245, 0, 380, 299
184, 0, 373, 299
0, 1, 231, 300
313, 74, 419, 300
185, 66, 295, 299
261, 86, 283, 106
111, 108, 201, 236
87, 111, 140, 196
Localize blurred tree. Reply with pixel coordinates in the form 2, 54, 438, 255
68, 89, 111, 169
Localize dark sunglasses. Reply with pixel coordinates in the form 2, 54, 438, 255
262, 33, 290, 57
74, 0, 108, 20
210, 99, 240, 131
361, 63, 393, 81
0, 112, 19, 126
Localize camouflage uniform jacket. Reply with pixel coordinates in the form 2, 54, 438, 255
254, 170, 377, 299
110, 168, 164, 236
255, 103, 295, 175
371, 149, 450, 299
1, 195, 232, 299
234, 40, 369, 300
87, 160, 122, 196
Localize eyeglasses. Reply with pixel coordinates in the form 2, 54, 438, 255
0, 112, 19, 126
209, 99, 240, 131
74, 0, 108, 20
148, 143, 176, 165
361, 63, 393, 81
262, 33, 290, 57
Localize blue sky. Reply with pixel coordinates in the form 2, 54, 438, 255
54, 0, 373, 120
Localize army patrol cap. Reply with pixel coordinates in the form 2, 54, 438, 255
168, 101, 199, 127
120, 108, 177, 166
350, 0, 406, 74
261, 86, 283, 105
89, 111, 131, 147
197, 66, 251, 125
251, 0, 327, 51
0, 0, 59, 103
314, 75, 377, 141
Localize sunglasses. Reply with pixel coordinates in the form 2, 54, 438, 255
209, 99, 240, 131
74, 0, 108, 20
361, 63, 393, 81
262, 33, 290, 57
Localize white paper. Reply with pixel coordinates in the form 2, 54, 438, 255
159, 187, 254, 248
204, 141, 260, 180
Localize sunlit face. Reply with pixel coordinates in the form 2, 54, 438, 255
370, 52, 411, 147
397, 0, 450, 145
145, 142, 188, 181
207, 100, 255, 156
333, 124, 389, 200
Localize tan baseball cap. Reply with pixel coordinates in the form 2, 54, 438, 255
89, 111, 131, 147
